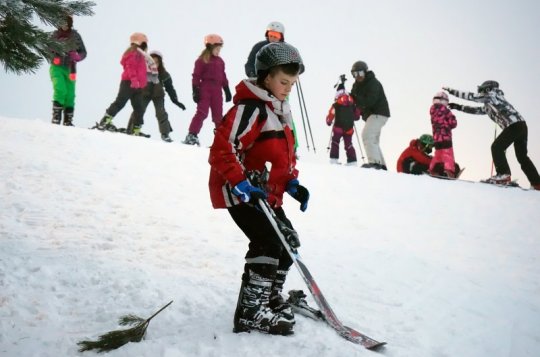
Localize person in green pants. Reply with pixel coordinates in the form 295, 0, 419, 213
49, 14, 87, 126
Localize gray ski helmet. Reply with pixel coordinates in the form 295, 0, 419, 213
255, 42, 304, 74
351, 61, 368, 73
478, 80, 499, 93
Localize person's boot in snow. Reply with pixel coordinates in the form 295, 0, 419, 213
52, 101, 63, 125
269, 269, 294, 321
233, 269, 294, 335
161, 133, 173, 142
183, 133, 200, 145
98, 114, 116, 131
63, 107, 74, 126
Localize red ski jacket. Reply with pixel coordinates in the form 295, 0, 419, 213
208, 80, 298, 209
396, 139, 432, 173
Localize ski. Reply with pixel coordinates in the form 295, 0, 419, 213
255, 197, 386, 351
479, 179, 528, 190
89, 123, 151, 138
428, 167, 465, 180
116, 127, 151, 138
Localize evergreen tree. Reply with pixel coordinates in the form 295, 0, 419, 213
0, 0, 94, 74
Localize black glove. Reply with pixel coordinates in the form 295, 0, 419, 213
223, 85, 232, 102
172, 99, 186, 110
192, 86, 200, 103
449, 103, 462, 111
286, 179, 310, 212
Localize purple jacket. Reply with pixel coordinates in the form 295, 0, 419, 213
430, 104, 457, 146
192, 56, 228, 89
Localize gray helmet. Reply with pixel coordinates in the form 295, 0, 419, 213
351, 61, 368, 73
478, 80, 499, 93
255, 42, 304, 74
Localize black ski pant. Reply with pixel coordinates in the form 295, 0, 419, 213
228, 204, 293, 281
127, 82, 173, 135
105, 80, 144, 127
492, 121, 540, 185
402, 157, 429, 175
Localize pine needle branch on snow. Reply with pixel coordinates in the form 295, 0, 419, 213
77, 300, 173, 353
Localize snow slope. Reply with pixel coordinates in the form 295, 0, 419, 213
1, 117, 539, 357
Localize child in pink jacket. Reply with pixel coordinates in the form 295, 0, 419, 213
429, 91, 458, 177
97, 32, 148, 135
183, 34, 231, 145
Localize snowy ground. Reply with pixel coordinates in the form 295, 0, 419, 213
1, 116, 539, 357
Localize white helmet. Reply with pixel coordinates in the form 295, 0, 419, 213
265, 21, 285, 41
149, 50, 163, 58
433, 91, 449, 105
267, 21, 285, 34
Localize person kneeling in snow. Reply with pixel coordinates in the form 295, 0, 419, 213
397, 134, 433, 175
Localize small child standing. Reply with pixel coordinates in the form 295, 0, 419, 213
429, 91, 458, 177
208, 42, 308, 336
326, 82, 361, 165
183, 34, 231, 145
127, 50, 186, 142
97, 32, 148, 135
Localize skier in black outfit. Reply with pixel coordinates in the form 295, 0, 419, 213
244, 21, 285, 78
444, 81, 540, 190
350, 61, 390, 170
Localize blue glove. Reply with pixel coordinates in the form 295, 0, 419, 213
232, 179, 267, 203
286, 179, 310, 212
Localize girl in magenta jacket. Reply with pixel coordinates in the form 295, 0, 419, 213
183, 34, 231, 145
97, 32, 148, 135
429, 91, 458, 177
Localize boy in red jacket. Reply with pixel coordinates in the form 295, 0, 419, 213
208, 42, 309, 336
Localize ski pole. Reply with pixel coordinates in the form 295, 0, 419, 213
326, 129, 333, 152
490, 123, 497, 176
295, 83, 310, 152
353, 123, 366, 163
297, 78, 316, 153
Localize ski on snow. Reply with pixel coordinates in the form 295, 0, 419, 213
256, 197, 386, 351
89, 123, 151, 138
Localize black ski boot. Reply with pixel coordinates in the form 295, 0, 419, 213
63, 107, 74, 126
233, 269, 294, 335
182, 133, 200, 146
269, 269, 294, 321
52, 101, 63, 125
161, 133, 173, 142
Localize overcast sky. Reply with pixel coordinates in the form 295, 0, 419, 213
2, 0, 539, 184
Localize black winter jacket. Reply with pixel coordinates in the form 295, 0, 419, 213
244, 40, 269, 78
351, 71, 390, 120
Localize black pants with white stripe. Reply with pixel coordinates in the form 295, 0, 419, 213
228, 204, 293, 280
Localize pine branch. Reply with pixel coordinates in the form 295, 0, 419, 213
77, 301, 173, 353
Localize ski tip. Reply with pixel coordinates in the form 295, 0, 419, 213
366, 341, 387, 351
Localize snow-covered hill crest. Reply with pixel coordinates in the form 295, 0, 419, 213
1, 117, 539, 357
